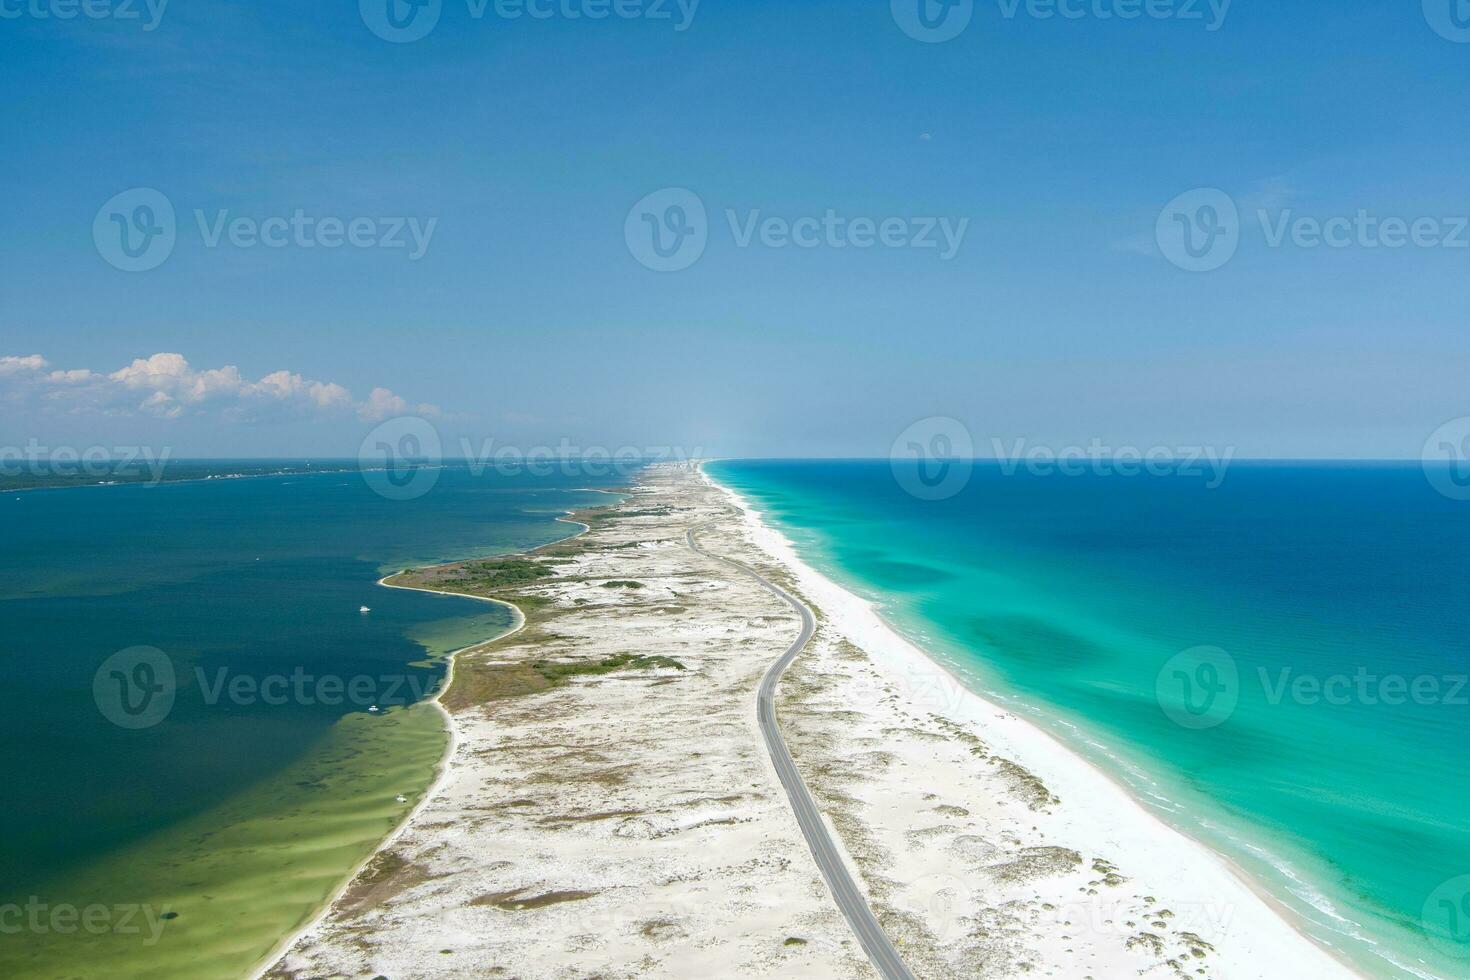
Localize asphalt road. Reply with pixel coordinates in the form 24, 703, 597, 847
687, 521, 919, 980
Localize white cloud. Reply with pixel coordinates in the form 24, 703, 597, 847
0, 354, 49, 376
360, 386, 408, 422
0, 352, 438, 424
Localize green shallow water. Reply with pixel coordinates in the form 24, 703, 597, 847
709, 459, 1470, 980
2, 704, 446, 980
0, 466, 627, 979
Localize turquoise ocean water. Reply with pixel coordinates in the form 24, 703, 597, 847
0, 465, 626, 978
708, 459, 1470, 980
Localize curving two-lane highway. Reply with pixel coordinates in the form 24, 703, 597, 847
686, 520, 918, 980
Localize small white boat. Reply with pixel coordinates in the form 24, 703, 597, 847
368, 704, 380, 713
395, 794, 408, 804
359, 606, 371, 614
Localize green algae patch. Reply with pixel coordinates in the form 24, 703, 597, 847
0, 705, 448, 980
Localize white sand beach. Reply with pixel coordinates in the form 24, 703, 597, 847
265, 461, 1355, 979
709, 467, 1357, 979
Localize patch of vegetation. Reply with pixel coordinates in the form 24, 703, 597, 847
444, 652, 685, 711
991, 757, 1061, 810
986, 846, 1082, 883
444, 558, 557, 589
640, 919, 682, 940
585, 507, 670, 521
1091, 857, 1127, 887
530, 652, 684, 683
443, 662, 554, 710
783, 937, 808, 947
1178, 932, 1214, 957
600, 579, 644, 589
336, 849, 435, 917
504, 592, 554, 610
470, 889, 597, 911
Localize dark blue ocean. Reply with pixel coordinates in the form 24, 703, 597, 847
0, 465, 626, 979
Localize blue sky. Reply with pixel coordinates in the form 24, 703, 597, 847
1, 0, 1467, 459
